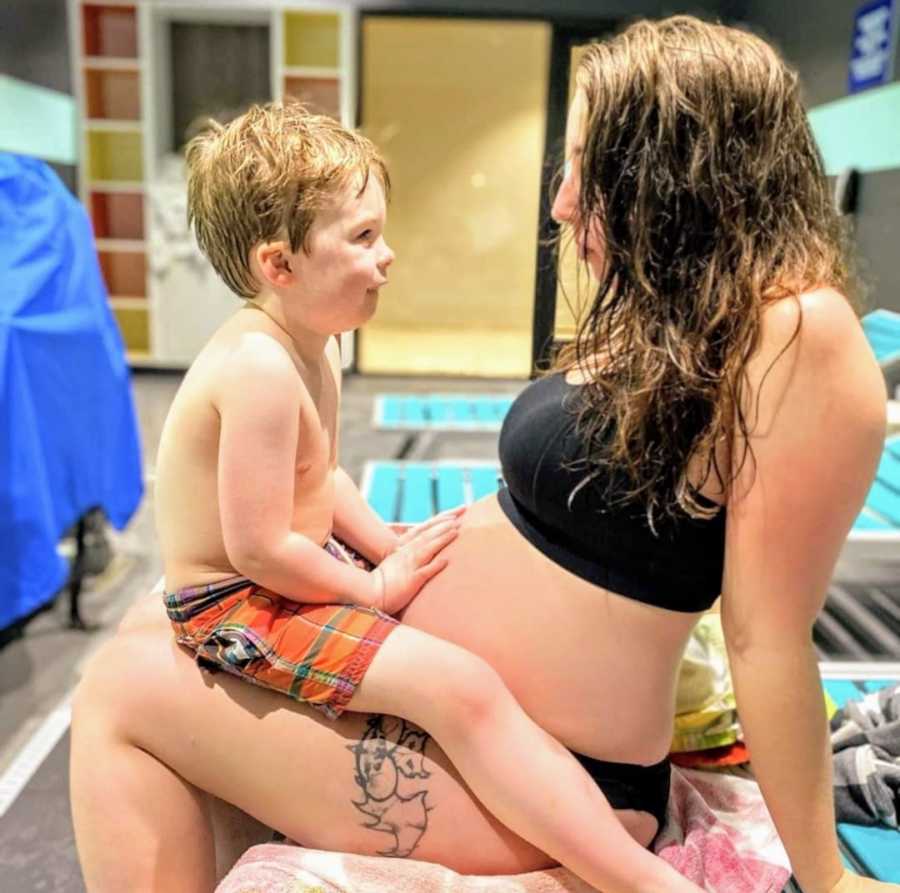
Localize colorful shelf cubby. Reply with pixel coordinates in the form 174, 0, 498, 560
89, 191, 144, 241
82, 3, 139, 58
281, 11, 343, 120
84, 68, 141, 120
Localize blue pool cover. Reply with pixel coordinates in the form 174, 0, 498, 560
0, 154, 143, 629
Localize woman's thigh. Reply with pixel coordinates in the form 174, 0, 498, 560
117, 580, 169, 633
82, 626, 551, 875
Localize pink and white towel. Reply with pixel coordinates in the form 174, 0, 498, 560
216, 766, 791, 893
653, 767, 790, 892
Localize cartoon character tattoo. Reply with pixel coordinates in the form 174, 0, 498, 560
347, 715, 435, 857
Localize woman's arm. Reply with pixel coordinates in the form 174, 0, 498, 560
721, 290, 886, 893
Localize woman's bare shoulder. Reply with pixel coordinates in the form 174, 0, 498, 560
751, 287, 884, 425
759, 287, 868, 362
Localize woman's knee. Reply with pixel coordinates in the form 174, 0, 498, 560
71, 639, 139, 780
74, 635, 125, 716
72, 630, 168, 737
117, 582, 168, 634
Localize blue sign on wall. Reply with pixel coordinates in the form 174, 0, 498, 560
849, 0, 898, 93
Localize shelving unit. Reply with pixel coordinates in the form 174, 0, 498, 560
72, 2, 149, 361
70, 1, 354, 366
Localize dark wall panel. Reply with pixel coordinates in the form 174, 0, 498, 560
1, 0, 76, 191
736, 0, 899, 317
733, 0, 861, 106
854, 169, 900, 314
170, 22, 271, 151
0, 0, 72, 93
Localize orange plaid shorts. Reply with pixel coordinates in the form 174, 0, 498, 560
163, 538, 397, 719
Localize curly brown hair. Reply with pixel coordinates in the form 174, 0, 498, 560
185, 101, 390, 299
554, 15, 855, 523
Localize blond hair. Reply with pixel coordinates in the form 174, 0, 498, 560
185, 101, 389, 299
554, 16, 854, 522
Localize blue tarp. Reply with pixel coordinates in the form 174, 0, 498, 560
0, 153, 143, 629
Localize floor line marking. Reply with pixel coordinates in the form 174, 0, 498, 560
0, 696, 72, 818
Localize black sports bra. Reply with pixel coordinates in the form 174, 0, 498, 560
497, 373, 725, 612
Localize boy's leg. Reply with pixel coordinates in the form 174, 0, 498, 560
348, 625, 698, 893
71, 626, 550, 893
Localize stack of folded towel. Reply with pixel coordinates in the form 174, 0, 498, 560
670, 614, 745, 768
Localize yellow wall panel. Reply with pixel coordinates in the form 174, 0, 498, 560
360, 17, 549, 377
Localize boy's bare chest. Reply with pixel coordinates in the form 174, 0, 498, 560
289, 372, 339, 537
295, 371, 339, 476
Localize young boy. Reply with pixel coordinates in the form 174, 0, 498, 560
156, 103, 460, 717
154, 102, 699, 893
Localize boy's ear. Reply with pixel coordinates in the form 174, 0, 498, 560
255, 241, 294, 287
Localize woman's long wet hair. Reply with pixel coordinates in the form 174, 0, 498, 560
554, 16, 855, 525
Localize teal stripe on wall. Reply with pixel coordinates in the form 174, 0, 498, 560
0, 75, 77, 165
809, 82, 900, 175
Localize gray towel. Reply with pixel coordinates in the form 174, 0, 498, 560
831, 683, 900, 828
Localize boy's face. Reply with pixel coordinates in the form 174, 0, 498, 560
284, 172, 394, 336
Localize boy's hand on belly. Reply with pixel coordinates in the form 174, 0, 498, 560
384, 506, 466, 558
374, 515, 461, 614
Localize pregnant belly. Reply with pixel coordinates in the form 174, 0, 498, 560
399, 494, 692, 760
399, 493, 556, 651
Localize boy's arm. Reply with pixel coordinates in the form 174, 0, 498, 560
331, 467, 399, 563
215, 336, 379, 607
324, 337, 398, 562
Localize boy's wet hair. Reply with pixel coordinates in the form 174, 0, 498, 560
185, 101, 390, 299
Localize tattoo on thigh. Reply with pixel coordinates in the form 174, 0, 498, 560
346, 715, 434, 858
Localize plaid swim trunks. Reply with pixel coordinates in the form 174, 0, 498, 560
163, 537, 398, 719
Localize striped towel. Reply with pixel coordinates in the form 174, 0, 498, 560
831, 683, 900, 828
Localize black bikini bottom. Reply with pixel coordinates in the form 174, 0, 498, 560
570, 751, 671, 835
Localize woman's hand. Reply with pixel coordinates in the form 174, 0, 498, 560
829, 869, 900, 893
372, 513, 461, 614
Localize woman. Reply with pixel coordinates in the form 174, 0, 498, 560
71, 16, 894, 893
